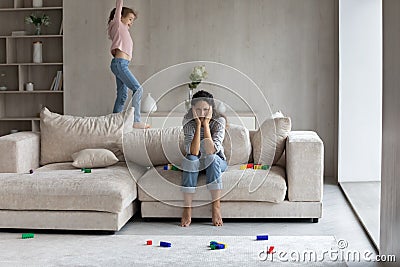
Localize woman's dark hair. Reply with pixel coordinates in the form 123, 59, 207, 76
185, 90, 228, 126
108, 7, 137, 24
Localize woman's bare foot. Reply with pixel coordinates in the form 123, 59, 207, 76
181, 207, 192, 227
133, 122, 150, 129
212, 202, 223, 226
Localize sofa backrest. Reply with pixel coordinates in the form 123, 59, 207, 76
123, 123, 252, 167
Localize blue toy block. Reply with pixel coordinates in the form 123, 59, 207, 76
256, 235, 269, 240
160, 241, 171, 247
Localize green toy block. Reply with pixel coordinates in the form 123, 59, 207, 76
261, 165, 270, 170
171, 165, 180, 171
22, 233, 34, 239
84, 168, 91, 173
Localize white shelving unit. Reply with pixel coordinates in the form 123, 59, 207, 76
0, 0, 63, 136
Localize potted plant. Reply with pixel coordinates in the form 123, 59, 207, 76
25, 13, 50, 35
186, 65, 208, 110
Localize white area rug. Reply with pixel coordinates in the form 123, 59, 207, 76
0, 235, 347, 266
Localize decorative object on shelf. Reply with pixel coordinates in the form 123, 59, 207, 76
141, 93, 157, 113
10, 129, 18, 134
33, 41, 43, 63
217, 102, 226, 113
185, 65, 208, 110
25, 82, 34, 91
25, 13, 50, 35
0, 73, 6, 91
32, 0, 43, 8
11, 31, 27, 36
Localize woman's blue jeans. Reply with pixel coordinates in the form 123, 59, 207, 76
110, 58, 142, 122
181, 154, 228, 193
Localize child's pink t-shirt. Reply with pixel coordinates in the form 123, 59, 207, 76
108, 0, 133, 59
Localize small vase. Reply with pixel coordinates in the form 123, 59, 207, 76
217, 102, 226, 113
33, 41, 42, 63
32, 0, 43, 8
141, 93, 157, 113
185, 99, 191, 111
34, 25, 41, 35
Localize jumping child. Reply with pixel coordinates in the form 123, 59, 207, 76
108, 0, 149, 128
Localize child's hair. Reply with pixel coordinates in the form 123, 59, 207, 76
108, 7, 137, 24
186, 90, 228, 126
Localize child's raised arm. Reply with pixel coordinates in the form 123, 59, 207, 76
115, 0, 123, 21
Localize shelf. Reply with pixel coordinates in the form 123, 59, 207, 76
0, 117, 39, 121
0, 0, 63, 136
0, 90, 63, 93
0, 35, 62, 38
0, 7, 62, 12
0, 63, 63, 66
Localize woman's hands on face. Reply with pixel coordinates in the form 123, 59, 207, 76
192, 107, 201, 126
203, 105, 213, 126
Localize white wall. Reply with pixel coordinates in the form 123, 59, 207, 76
338, 0, 382, 182
64, 0, 337, 178
380, 0, 400, 258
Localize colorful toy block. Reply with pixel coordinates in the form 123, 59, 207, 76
253, 164, 262, 170
160, 241, 171, 247
261, 165, 270, 170
22, 233, 34, 239
256, 235, 269, 240
164, 164, 180, 171
146, 240, 152, 245
84, 168, 91, 173
209, 241, 227, 250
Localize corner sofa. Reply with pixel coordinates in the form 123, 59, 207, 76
0, 108, 324, 232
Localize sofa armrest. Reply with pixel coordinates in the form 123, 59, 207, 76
0, 132, 40, 173
286, 131, 324, 202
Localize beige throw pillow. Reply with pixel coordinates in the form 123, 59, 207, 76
72, 149, 119, 168
252, 117, 291, 165
222, 124, 252, 165
123, 127, 185, 167
40, 107, 133, 165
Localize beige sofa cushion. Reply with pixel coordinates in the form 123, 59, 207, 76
123, 127, 185, 167
71, 149, 119, 168
252, 117, 291, 165
0, 163, 137, 213
40, 108, 133, 165
138, 165, 287, 203
223, 124, 252, 165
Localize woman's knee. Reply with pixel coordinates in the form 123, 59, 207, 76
182, 154, 200, 171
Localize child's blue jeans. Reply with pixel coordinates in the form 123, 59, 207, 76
110, 58, 142, 122
181, 154, 228, 193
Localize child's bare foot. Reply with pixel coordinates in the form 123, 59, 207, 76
212, 202, 223, 226
181, 207, 192, 227
133, 122, 150, 129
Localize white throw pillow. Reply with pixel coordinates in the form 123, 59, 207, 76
252, 117, 291, 165
40, 107, 133, 165
71, 149, 119, 168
